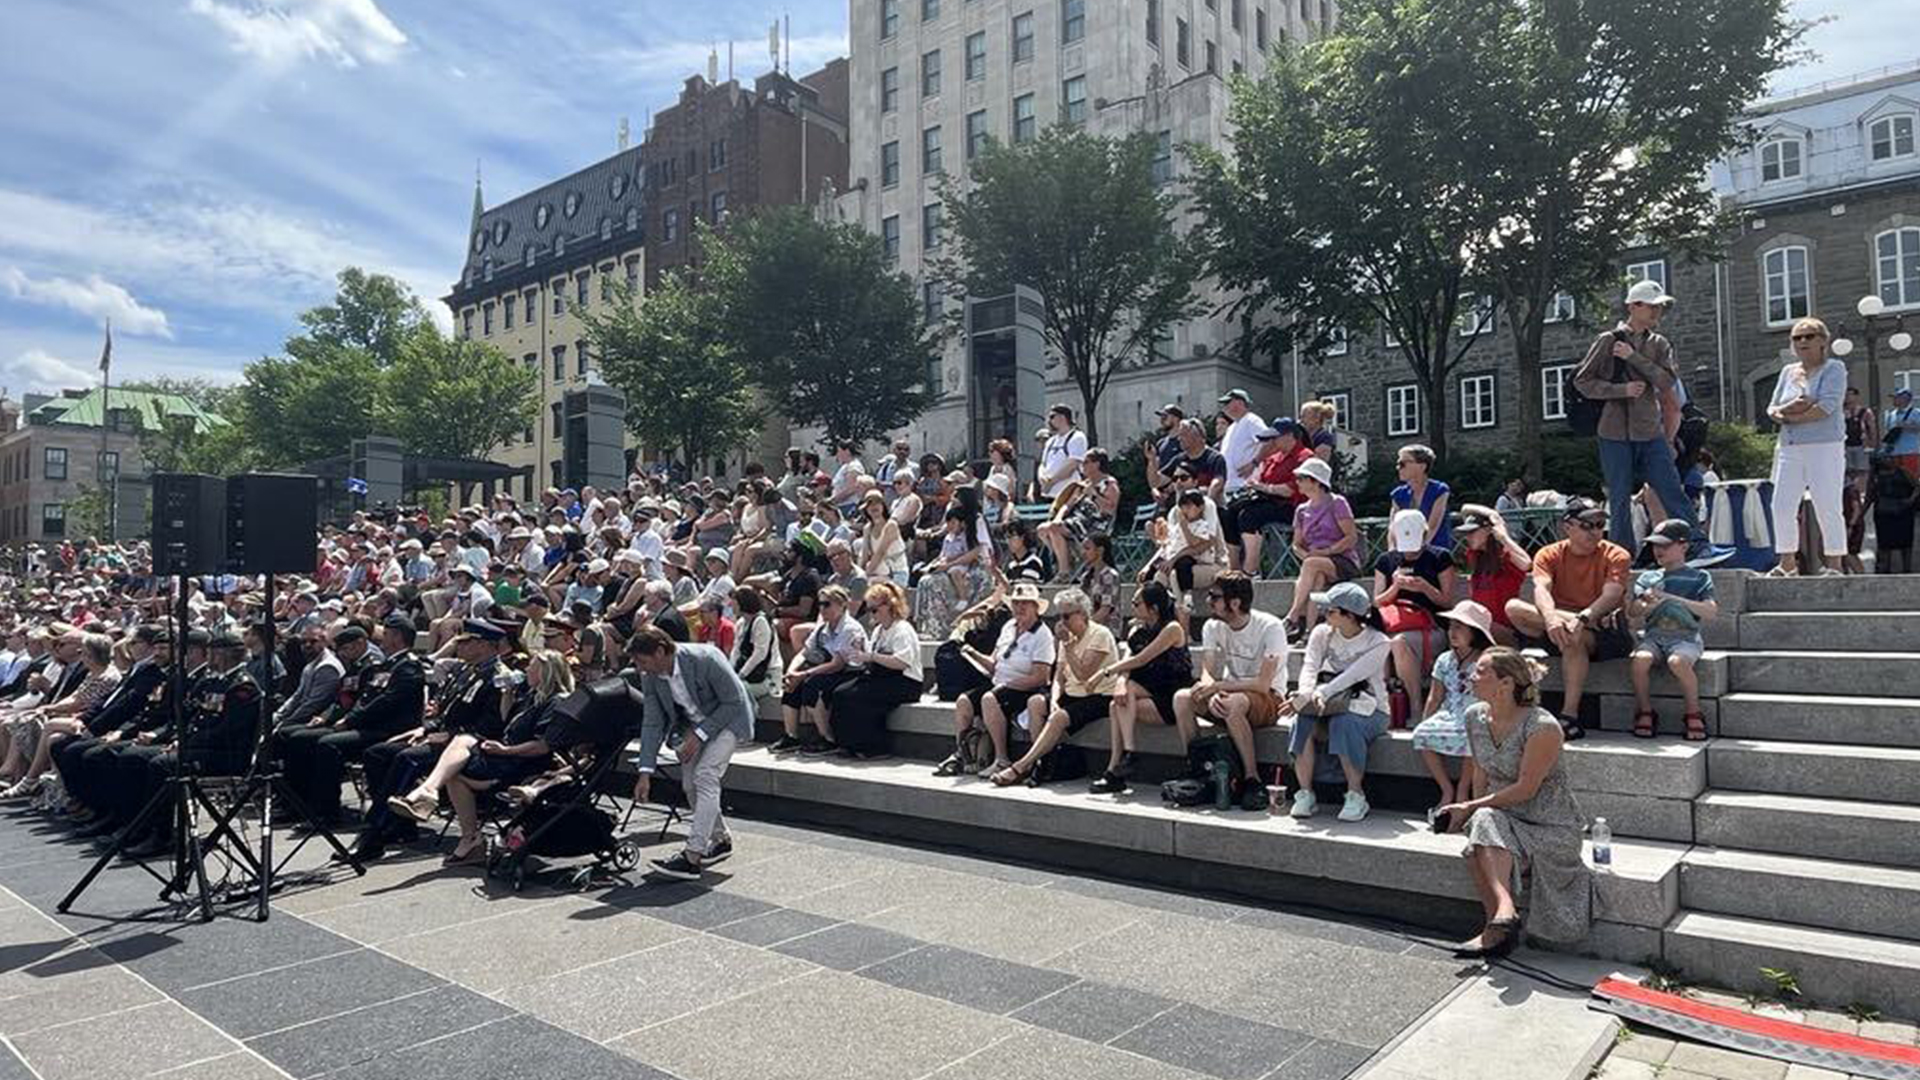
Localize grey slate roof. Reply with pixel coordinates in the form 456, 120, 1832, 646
457, 146, 648, 292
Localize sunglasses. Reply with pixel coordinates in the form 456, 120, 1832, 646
1571, 519, 1605, 532
1790, 333, 1826, 342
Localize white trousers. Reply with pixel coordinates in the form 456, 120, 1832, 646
683, 727, 737, 857
1770, 442, 1846, 556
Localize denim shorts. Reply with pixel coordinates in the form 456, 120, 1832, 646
1633, 630, 1703, 664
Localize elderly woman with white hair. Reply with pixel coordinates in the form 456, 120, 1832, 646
991, 586, 1117, 787
1766, 316, 1850, 576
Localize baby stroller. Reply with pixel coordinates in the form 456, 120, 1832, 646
488, 677, 644, 891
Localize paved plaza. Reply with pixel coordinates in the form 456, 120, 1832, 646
0, 803, 1475, 1080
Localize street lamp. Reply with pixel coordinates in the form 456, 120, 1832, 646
1830, 294, 1916, 408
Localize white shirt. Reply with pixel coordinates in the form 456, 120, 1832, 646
519, 542, 548, 574
1040, 429, 1089, 497
991, 619, 1057, 687
830, 458, 868, 504
1221, 411, 1268, 493
1202, 609, 1291, 693
627, 529, 665, 579
668, 654, 709, 729
1297, 622, 1391, 716
870, 619, 924, 683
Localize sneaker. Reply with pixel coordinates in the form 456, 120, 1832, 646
1289, 789, 1318, 819
933, 754, 966, 777
1238, 779, 1270, 813
650, 852, 704, 880
1338, 791, 1371, 822
1088, 771, 1130, 795
798, 740, 841, 757
1686, 543, 1735, 569
1112, 751, 1139, 780
769, 735, 805, 755
704, 837, 734, 865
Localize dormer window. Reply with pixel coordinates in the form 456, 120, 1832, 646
1870, 114, 1916, 162
1760, 136, 1803, 183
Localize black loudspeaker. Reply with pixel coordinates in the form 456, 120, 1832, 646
226, 473, 319, 574
152, 473, 228, 575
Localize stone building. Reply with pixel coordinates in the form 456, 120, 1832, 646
0, 387, 224, 544
446, 61, 850, 489
837, 0, 1337, 460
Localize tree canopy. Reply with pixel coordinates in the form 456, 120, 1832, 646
937, 126, 1203, 446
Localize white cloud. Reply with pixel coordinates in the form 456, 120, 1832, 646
0, 267, 173, 338
2, 349, 99, 395
187, 0, 407, 69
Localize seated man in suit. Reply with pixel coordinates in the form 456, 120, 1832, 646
626, 626, 755, 880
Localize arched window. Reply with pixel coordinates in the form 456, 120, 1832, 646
1877, 227, 1920, 309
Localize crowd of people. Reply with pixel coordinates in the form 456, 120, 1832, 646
4, 278, 1898, 959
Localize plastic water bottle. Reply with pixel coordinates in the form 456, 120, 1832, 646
1212, 760, 1231, 810
1591, 818, 1613, 870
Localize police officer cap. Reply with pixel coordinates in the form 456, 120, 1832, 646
184, 629, 213, 648
210, 629, 245, 650
381, 613, 417, 636
134, 623, 165, 645
461, 618, 507, 642
333, 625, 368, 646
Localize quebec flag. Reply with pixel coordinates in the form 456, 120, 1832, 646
345, 477, 369, 495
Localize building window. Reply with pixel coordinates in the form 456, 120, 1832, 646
600, 265, 614, 302
966, 110, 990, 160
461, 309, 474, 339
99, 450, 118, 479
1545, 291, 1576, 323
482, 302, 494, 335
922, 49, 942, 97
550, 402, 562, 441
1383, 321, 1402, 348
625, 258, 639, 289
526, 288, 539, 319
1319, 323, 1348, 356
1870, 115, 1916, 162
1763, 246, 1811, 326
966, 31, 987, 80
1877, 227, 1920, 309
1386, 383, 1420, 437
525, 352, 538, 378
882, 0, 900, 38
1176, 18, 1191, 67
43, 447, 66, 481
1542, 363, 1576, 421
923, 280, 943, 323
1205, 40, 1218, 74
552, 281, 565, 315
922, 203, 944, 250
1897, 369, 1920, 394
1760, 136, 1803, 183
882, 141, 902, 187
1256, 6, 1268, 49
883, 215, 901, 265
552, 346, 566, 381
577, 339, 589, 376
711, 192, 729, 222
1455, 294, 1495, 337
1625, 258, 1668, 293
1232, 0, 1244, 31
1460, 374, 1497, 430
663, 208, 681, 242
41, 504, 64, 538
881, 67, 900, 113
1151, 130, 1173, 185
923, 0, 939, 19
1319, 391, 1351, 428
1062, 0, 1085, 43
1013, 94, 1037, 143
923, 125, 943, 174
709, 139, 727, 171
576, 274, 590, 308
1012, 11, 1035, 63
1062, 76, 1088, 124
1147, 0, 1161, 45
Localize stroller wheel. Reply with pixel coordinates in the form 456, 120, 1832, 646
611, 840, 640, 872
510, 863, 525, 892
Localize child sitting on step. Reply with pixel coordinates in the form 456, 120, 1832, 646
1411, 601, 1495, 813
1625, 519, 1719, 742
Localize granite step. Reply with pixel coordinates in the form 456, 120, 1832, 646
1735, 611, 1920, 652
719, 748, 1683, 944
1693, 790, 1920, 868
1707, 738, 1920, 805
1662, 911, 1920, 1016
1726, 650, 1920, 699
1716, 692, 1920, 748
1741, 572, 1920, 613
1679, 846, 1920, 943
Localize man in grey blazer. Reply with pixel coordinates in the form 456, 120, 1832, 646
627, 626, 756, 879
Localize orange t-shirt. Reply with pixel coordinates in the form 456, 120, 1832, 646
1534, 539, 1631, 609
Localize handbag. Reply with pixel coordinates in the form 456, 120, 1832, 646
1291, 687, 1353, 717
1377, 600, 1435, 636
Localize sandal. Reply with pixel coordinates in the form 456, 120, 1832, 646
1557, 716, 1586, 742
1683, 711, 1708, 742
1631, 710, 1657, 739
388, 791, 438, 823
442, 838, 487, 867
991, 762, 1033, 787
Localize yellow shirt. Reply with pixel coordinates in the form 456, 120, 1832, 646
1059, 622, 1119, 698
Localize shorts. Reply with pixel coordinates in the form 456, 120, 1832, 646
1518, 620, 1634, 663
1633, 630, 1703, 664
1193, 685, 1280, 726
1056, 692, 1109, 733
964, 683, 1045, 725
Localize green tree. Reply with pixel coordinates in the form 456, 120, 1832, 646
581, 276, 763, 472
1447, 0, 1802, 479
232, 347, 384, 468
1193, 16, 1499, 460
702, 208, 939, 448
381, 334, 538, 460
66, 484, 113, 540
937, 127, 1203, 446
293, 267, 428, 366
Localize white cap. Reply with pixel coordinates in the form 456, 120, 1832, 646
1389, 508, 1428, 554
1625, 279, 1675, 307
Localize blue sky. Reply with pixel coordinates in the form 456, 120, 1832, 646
0, 0, 1909, 396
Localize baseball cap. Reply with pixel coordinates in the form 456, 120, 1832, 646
1645, 518, 1691, 546
1455, 508, 1496, 534
1155, 403, 1186, 419
1389, 508, 1428, 553
1311, 581, 1372, 616
1563, 497, 1609, 526
1625, 279, 1675, 307
1218, 388, 1251, 405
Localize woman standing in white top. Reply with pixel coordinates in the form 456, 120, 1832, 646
1766, 317, 1849, 576
1284, 581, 1393, 823
827, 582, 926, 758
856, 491, 910, 585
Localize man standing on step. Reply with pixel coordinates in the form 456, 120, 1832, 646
1504, 499, 1633, 742
627, 626, 754, 880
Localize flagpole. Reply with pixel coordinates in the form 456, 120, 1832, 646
99, 320, 114, 544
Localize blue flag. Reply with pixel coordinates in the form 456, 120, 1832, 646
345, 477, 369, 495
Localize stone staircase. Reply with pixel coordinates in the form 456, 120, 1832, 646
688, 572, 1920, 1014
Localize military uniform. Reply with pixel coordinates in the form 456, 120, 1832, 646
51, 653, 170, 816
123, 653, 260, 856
278, 649, 424, 822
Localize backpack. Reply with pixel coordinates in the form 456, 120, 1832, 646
955, 726, 996, 774
1566, 352, 1624, 437
1161, 735, 1236, 805
933, 640, 990, 701
1674, 400, 1711, 472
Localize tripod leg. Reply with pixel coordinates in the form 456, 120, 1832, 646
270, 777, 363, 876
182, 808, 214, 923
56, 783, 175, 913
191, 783, 264, 877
